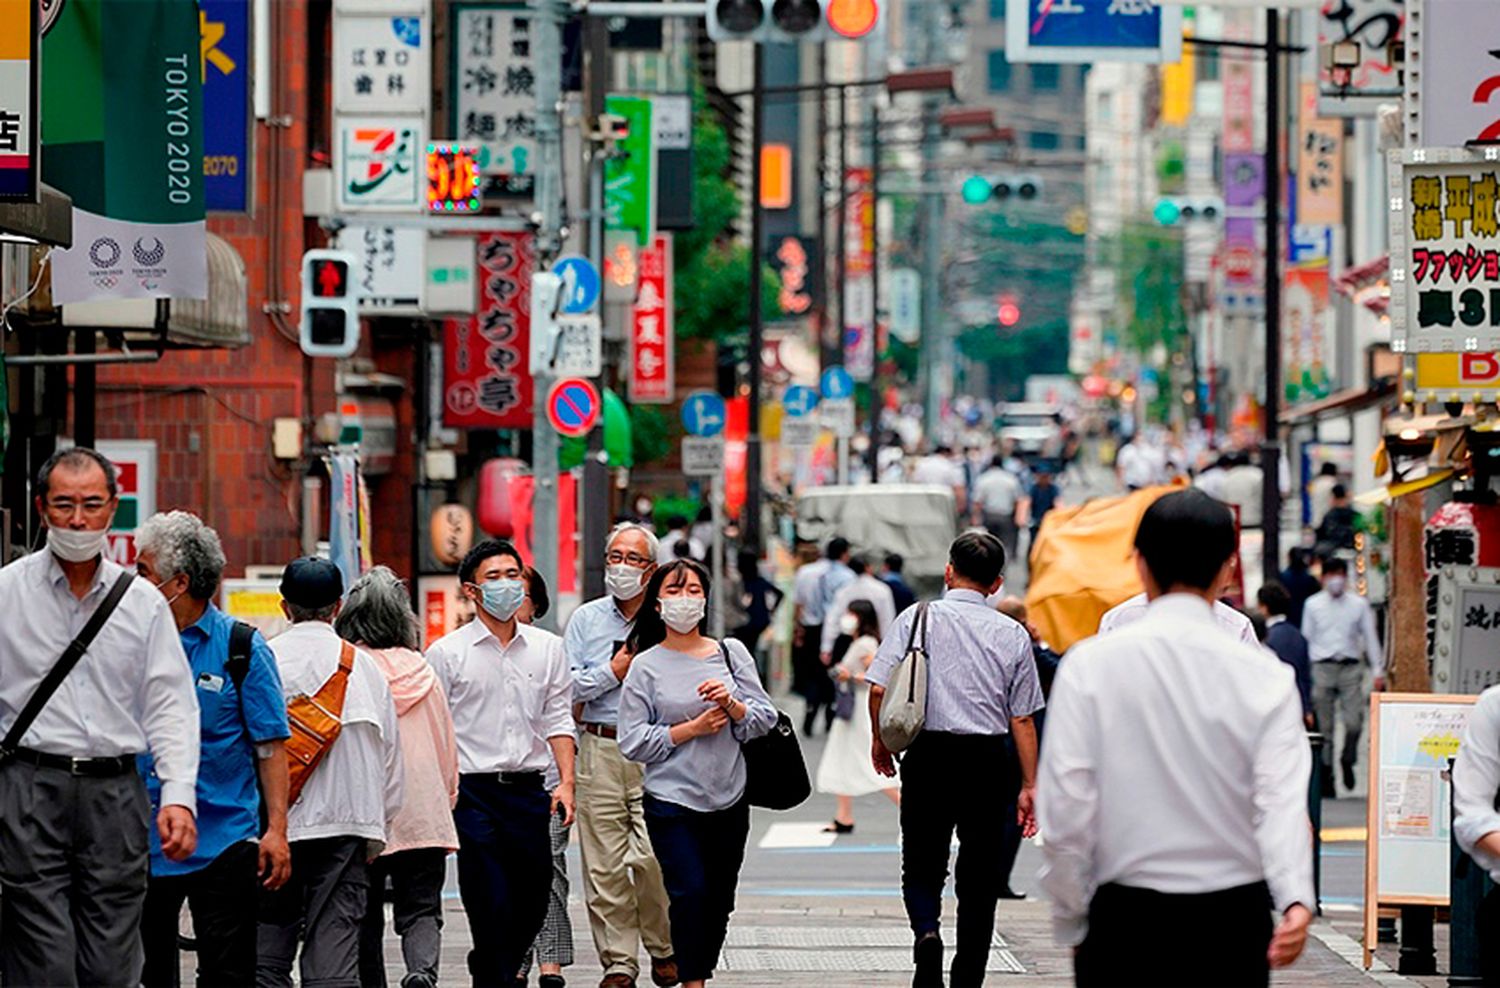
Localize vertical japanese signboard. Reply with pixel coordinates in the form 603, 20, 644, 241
844, 168, 875, 381
0, 0, 39, 203
1316, 0, 1404, 116
605, 95, 654, 247
201, 0, 252, 212
1406, 0, 1500, 147
1005, 0, 1182, 64
1222, 153, 1264, 295
628, 233, 674, 404
1284, 267, 1334, 402
443, 231, 535, 428
769, 235, 818, 318
1296, 82, 1344, 226
1388, 147, 1500, 354
451, 3, 536, 199
334, 15, 429, 114
332, 2, 429, 213
338, 225, 425, 313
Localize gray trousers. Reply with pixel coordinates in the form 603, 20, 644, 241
359, 847, 448, 988
519, 813, 575, 976
0, 759, 151, 988
257, 836, 369, 988
1312, 660, 1366, 768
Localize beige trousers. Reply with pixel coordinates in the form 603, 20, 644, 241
576, 731, 674, 979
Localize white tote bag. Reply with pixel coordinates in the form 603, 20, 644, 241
878, 602, 929, 752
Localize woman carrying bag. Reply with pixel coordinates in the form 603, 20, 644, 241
815, 599, 900, 834
617, 559, 779, 988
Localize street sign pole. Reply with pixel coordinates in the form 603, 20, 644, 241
745, 44, 765, 552
710, 473, 725, 639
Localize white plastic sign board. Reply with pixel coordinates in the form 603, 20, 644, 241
333, 13, 430, 116
821, 398, 856, 438
335, 117, 425, 211
889, 267, 921, 343
1432, 566, 1500, 693
552, 315, 603, 377
340, 225, 425, 313
682, 437, 725, 477
424, 235, 477, 313
1405, 0, 1500, 148
782, 416, 819, 449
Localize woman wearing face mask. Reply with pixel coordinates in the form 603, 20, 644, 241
814, 600, 900, 833
616, 560, 778, 988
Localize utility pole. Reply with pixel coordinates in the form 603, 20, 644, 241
865, 103, 881, 482
529, 0, 567, 630
581, 15, 610, 600
1261, 8, 1281, 585
918, 2, 943, 438
745, 45, 766, 551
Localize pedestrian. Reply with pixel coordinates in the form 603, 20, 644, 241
517, 565, 577, 988
564, 522, 677, 988
1279, 548, 1322, 628
869, 531, 1044, 988
336, 566, 459, 988
134, 511, 291, 988
880, 553, 917, 614
690, 508, 715, 561
912, 445, 969, 518
1256, 581, 1315, 728
792, 538, 852, 737
1026, 466, 1060, 550
1314, 484, 1360, 555
617, 559, 778, 988
260, 557, 405, 988
1302, 557, 1385, 796
1037, 489, 1315, 987
1114, 434, 1154, 491
1453, 684, 1500, 983
1221, 451, 1265, 528
427, 540, 577, 986
814, 600, 900, 834
658, 515, 705, 565
972, 454, 1025, 564
819, 555, 896, 662
728, 549, 784, 659
0, 448, 200, 987
1307, 462, 1340, 528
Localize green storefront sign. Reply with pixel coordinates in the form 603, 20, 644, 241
604, 95, 654, 247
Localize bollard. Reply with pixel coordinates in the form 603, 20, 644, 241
1308, 732, 1325, 913
1449, 756, 1492, 986
1398, 905, 1437, 975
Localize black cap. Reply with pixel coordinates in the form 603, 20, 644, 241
280, 557, 344, 609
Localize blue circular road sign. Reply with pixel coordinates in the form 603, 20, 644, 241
782, 385, 819, 419
546, 378, 601, 437
553, 255, 601, 314
681, 390, 727, 438
821, 366, 854, 401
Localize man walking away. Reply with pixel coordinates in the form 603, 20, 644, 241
1302, 557, 1384, 796
820, 556, 897, 661
1038, 490, 1315, 987
791, 541, 833, 736
0, 448, 201, 987
881, 554, 917, 614
565, 522, 677, 988
260, 558, 404, 988
869, 532, 1044, 988
972, 455, 1025, 566
1315, 485, 1360, 556
135, 512, 292, 988
1256, 582, 1314, 728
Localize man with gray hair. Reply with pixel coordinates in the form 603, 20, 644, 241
134, 511, 292, 988
565, 522, 677, 988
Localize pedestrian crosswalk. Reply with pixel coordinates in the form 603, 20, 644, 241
719, 927, 1025, 974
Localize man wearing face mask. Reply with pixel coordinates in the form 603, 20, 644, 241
0, 448, 201, 987
1302, 557, 1385, 795
428, 539, 576, 986
564, 523, 677, 988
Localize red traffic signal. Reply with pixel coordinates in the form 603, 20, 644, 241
998, 295, 1020, 327
312, 259, 349, 298
827, 0, 878, 38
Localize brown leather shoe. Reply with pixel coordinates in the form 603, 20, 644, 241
650, 956, 680, 987
599, 975, 636, 988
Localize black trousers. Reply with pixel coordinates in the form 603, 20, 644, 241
1480, 885, 1500, 985
141, 839, 260, 988
453, 775, 551, 987
643, 794, 751, 984
994, 735, 1023, 894
1076, 882, 1272, 988
899, 732, 1019, 988
358, 847, 448, 988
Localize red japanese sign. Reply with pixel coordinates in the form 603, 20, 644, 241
443, 232, 535, 428
845, 168, 874, 276
628, 233, 674, 404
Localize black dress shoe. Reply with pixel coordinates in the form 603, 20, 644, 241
1341, 762, 1357, 792
540, 976, 567, 988
823, 820, 855, 834
913, 932, 944, 988
997, 887, 1026, 900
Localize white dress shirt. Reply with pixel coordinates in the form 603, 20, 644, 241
427, 618, 573, 776
792, 558, 832, 626
1454, 686, 1500, 882
1116, 443, 1154, 489
1038, 594, 1314, 946
820, 573, 897, 654
268, 622, 403, 846
1301, 589, 1384, 675
973, 468, 1023, 518
0, 550, 200, 812
1098, 592, 1258, 645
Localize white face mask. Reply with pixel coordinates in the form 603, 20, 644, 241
1325, 575, 1347, 597
660, 596, 707, 633
605, 564, 647, 601
839, 614, 860, 636
47, 526, 109, 563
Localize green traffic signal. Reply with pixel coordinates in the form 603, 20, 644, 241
1153, 198, 1182, 225
962, 176, 992, 204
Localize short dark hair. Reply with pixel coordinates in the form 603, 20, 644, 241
666, 514, 689, 531
1323, 557, 1349, 576
1257, 581, 1292, 617
1331, 483, 1348, 499
36, 447, 118, 501
1320, 463, 1339, 477
884, 553, 904, 573
849, 556, 868, 576
1133, 490, 1237, 592
458, 539, 526, 585
847, 599, 880, 639
949, 530, 1006, 586
826, 537, 851, 561
672, 539, 692, 559
523, 566, 550, 621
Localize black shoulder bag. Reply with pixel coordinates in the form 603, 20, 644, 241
0, 571, 136, 762
717, 641, 811, 811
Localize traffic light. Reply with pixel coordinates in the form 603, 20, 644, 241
707, 0, 879, 41
1152, 196, 1223, 226
299, 249, 360, 358
998, 294, 1020, 327
960, 174, 1042, 205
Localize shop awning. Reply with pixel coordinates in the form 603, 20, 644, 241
1279, 379, 1397, 425
0, 183, 73, 247
1333, 255, 1390, 316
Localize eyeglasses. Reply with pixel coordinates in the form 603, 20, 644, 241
44, 497, 113, 519
606, 551, 652, 567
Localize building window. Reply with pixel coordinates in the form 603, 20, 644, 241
1073, 134, 1087, 152
989, 0, 1005, 19
988, 50, 1012, 92
1031, 64, 1060, 91
1029, 131, 1060, 150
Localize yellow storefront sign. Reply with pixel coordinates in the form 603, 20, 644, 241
1412, 353, 1500, 402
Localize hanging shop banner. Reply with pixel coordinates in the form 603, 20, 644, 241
1406, 0, 1500, 147
443, 231, 535, 428
451, 3, 536, 199
1284, 266, 1335, 403
1316, 0, 1404, 117
1296, 82, 1344, 226
335, 116, 424, 211
0, 0, 40, 203
201, 0, 253, 213
1004, 0, 1182, 64
1388, 147, 1500, 354
43, 0, 207, 303
328, 449, 366, 593
1223, 153, 1264, 208
889, 267, 921, 344
768, 235, 819, 319
1222, 41, 1255, 154
604, 94, 654, 247
628, 233, 674, 404
845, 168, 874, 276
1223, 216, 1263, 289
338, 225, 425, 313
333, 13, 429, 115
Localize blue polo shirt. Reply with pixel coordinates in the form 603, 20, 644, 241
140, 604, 290, 876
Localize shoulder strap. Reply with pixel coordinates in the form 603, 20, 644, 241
904, 602, 928, 656
315, 641, 357, 719
226, 621, 256, 691
1, 571, 135, 758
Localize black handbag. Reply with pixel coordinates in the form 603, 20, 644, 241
718, 643, 811, 811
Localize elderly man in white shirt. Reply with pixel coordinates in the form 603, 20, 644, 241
429, 539, 576, 987
1301, 556, 1385, 795
259, 557, 403, 988
1039, 489, 1315, 987
0, 448, 200, 988
819, 556, 897, 658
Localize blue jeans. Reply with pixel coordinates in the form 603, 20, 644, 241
643, 794, 751, 983
454, 775, 552, 986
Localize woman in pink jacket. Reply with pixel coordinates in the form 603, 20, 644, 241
337, 566, 460, 988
